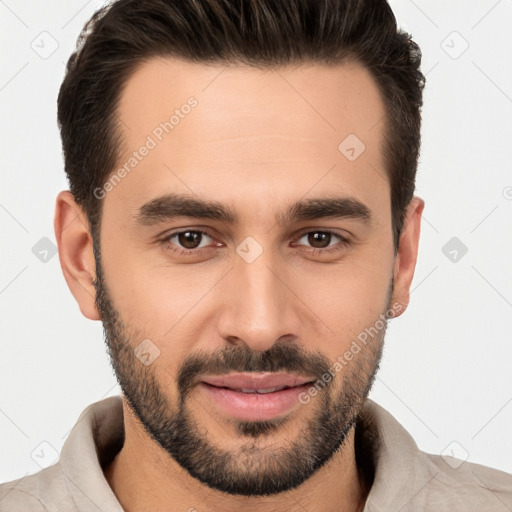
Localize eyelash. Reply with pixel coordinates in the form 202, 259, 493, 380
160, 229, 351, 257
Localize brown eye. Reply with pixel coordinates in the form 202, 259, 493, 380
163, 230, 215, 253
294, 230, 350, 255
307, 232, 332, 248
177, 231, 203, 249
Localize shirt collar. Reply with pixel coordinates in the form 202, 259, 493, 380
59, 396, 125, 511
358, 400, 437, 511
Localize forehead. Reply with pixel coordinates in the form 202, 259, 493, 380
110, 57, 388, 219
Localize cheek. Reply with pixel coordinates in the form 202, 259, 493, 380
102, 249, 230, 384
100, 226, 218, 334
291, 252, 393, 342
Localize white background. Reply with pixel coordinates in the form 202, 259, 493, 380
1, 0, 511, 484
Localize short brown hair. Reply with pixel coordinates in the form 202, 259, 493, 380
57, 0, 425, 249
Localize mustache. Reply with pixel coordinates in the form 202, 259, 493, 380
176, 342, 332, 396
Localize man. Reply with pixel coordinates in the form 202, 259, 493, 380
1, 0, 511, 510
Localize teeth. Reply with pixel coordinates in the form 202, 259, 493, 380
256, 387, 279, 394
237, 386, 288, 394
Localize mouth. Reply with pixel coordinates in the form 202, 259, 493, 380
199, 372, 315, 421
217, 385, 295, 394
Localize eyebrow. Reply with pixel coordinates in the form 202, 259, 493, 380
135, 193, 372, 227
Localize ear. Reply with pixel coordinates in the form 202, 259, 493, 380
54, 191, 100, 320
390, 196, 424, 317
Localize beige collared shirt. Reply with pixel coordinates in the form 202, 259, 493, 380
1, 396, 511, 511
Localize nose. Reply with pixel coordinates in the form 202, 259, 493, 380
217, 248, 301, 352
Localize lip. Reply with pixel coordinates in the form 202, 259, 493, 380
199, 372, 315, 421
201, 372, 315, 391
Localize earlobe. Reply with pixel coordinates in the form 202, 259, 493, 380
390, 196, 425, 317
54, 191, 100, 320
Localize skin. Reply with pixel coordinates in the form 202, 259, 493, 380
54, 58, 424, 511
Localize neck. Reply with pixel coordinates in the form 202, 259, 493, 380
104, 399, 368, 512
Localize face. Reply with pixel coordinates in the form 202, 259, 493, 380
92, 58, 399, 495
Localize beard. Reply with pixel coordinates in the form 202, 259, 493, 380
93, 245, 388, 496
